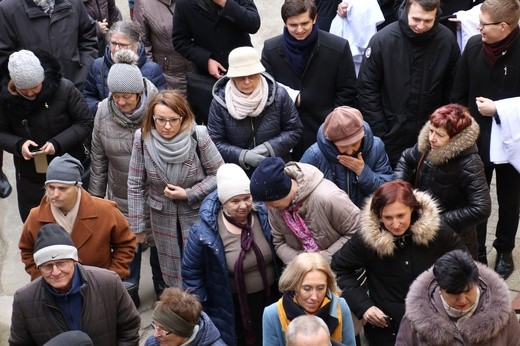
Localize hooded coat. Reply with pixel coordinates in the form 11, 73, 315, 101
301, 121, 393, 208
356, 4, 460, 165
208, 73, 303, 175
0, 50, 93, 221
268, 162, 362, 264
331, 191, 464, 345
83, 43, 167, 114
396, 263, 520, 345
394, 120, 491, 258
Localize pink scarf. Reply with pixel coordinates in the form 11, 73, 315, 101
283, 203, 320, 251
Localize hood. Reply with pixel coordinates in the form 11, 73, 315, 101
316, 121, 375, 163
103, 42, 148, 69
211, 72, 277, 109
417, 120, 480, 165
190, 312, 224, 345
360, 190, 441, 257
404, 262, 512, 345
197, 190, 222, 235
398, 0, 441, 42
284, 162, 325, 204
0, 50, 62, 115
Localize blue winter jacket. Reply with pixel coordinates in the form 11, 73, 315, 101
83, 43, 167, 114
301, 122, 393, 208
182, 190, 279, 346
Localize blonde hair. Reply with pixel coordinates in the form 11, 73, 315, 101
278, 252, 341, 295
481, 0, 520, 25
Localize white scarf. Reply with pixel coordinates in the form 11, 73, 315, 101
50, 188, 82, 234
440, 286, 480, 328
225, 76, 268, 120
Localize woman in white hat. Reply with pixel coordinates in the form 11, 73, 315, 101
207, 46, 303, 176
182, 163, 280, 346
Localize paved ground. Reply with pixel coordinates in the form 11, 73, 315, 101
1, 0, 519, 344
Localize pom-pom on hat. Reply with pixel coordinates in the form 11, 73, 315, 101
107, 49, 144, 94
323, 106, 365, 146
8, 50, 45, 89
250, 157, 291, 202
33, 224, 78, 267
227, 46, 265, 78
45, 154, 84, 186
217, 163, 251, 204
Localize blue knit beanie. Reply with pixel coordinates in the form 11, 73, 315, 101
250, 157, 291, 202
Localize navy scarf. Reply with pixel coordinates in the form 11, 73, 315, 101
283, 24, 319, 77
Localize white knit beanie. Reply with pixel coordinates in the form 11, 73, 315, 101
217, 163, 251, 203
107, 49, 144, 94
8, 50, 45, 89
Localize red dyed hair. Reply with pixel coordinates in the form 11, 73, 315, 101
429, 104, 472, 138
370, 180, 421, 216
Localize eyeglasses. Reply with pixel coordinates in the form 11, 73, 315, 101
153, 116, 183, 127
150, 321, 171, 336
39, 260, 72, 274
110, 41, 133, 49
478, 18, 503, 27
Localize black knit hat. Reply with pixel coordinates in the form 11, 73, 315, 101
33, 224, 78, 267
250, 157, 292, 202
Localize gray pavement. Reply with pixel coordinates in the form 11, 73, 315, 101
1, 0, 519, 344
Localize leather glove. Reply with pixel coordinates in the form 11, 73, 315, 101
243, 150, 266, 168
249, 143, 269, 157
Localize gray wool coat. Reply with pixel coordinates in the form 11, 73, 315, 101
127, 125, 224, 287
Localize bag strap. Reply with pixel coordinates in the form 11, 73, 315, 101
414, 151, 427, 188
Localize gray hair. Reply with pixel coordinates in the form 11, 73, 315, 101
106, 20, 141, 44
286, 315, 331, 346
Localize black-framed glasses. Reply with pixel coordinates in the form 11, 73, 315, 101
153, 116, 183, 127
109, 41, 133, 49
150, 321, 171, 336
478, 18, 503, 27
39, 260, 72, 274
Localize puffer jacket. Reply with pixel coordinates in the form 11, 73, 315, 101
356, 6, 460, 165
89, 78, 158, 215
301, 121, 393, 208
133, 0, 196, 93
331, 191, 465, 345
394, 120, 491, 258
396, 263, 520, 345
83, 43, 167, 114
207, 73, 303, 175
9, 265, 140, 346
144, 312, 226, 346
182, 190, 278, 346
268, 162, 361, 264
0, 0, 97, 90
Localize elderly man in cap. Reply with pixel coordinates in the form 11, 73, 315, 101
249, 157, 361, 264
9, 224, 140, 345
19, 154, 136, 282
301, 106, 393, 208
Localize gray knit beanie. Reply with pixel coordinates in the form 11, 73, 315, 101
45, 154, 84, 186
107, 49, 144, 94
8, 50, 45, 89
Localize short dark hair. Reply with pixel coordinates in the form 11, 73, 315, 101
406, 0, 441, 12
433, 250, 479, 294
281, 0, 317, 22
370, 180, 421, 217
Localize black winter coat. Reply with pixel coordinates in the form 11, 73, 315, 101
0, 0, 98, 90
261, 30, 357, 158
171, 0, 260, 74
331, 191, 464, 346
357, 10, 459, 165
451, 32, 520, 164
394, 120, 491, 258
207, 73, 303, 176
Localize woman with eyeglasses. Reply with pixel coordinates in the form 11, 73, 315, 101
88, 49, 164, 307
83, 20, 167, 115
128, 90, 224, 288
146, 287, 226, 346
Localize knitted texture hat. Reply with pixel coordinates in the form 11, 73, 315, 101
323, 106, 365, 146
45, 154, 84, 186
250, 157, 291, 202
33, 224, 78, 267
227, 46, 265, 78
8, 50, 45, 89
217, 163, 251, 203
107, 49, 144, 94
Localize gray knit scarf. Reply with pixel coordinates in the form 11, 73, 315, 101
148, 128, 191, 184
33, 0, 54, 13
225, 75, 268, 120
109, 93, 147, 128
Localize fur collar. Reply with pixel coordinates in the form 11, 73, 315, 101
405, 263, 512, 345
417, 120, 480, 165
0, 50, 62, 116
360, 190, 440, 258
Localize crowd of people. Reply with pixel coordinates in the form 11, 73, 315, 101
0, 0, 520, 344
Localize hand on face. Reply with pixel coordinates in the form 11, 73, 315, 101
337, 152, 365, 176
